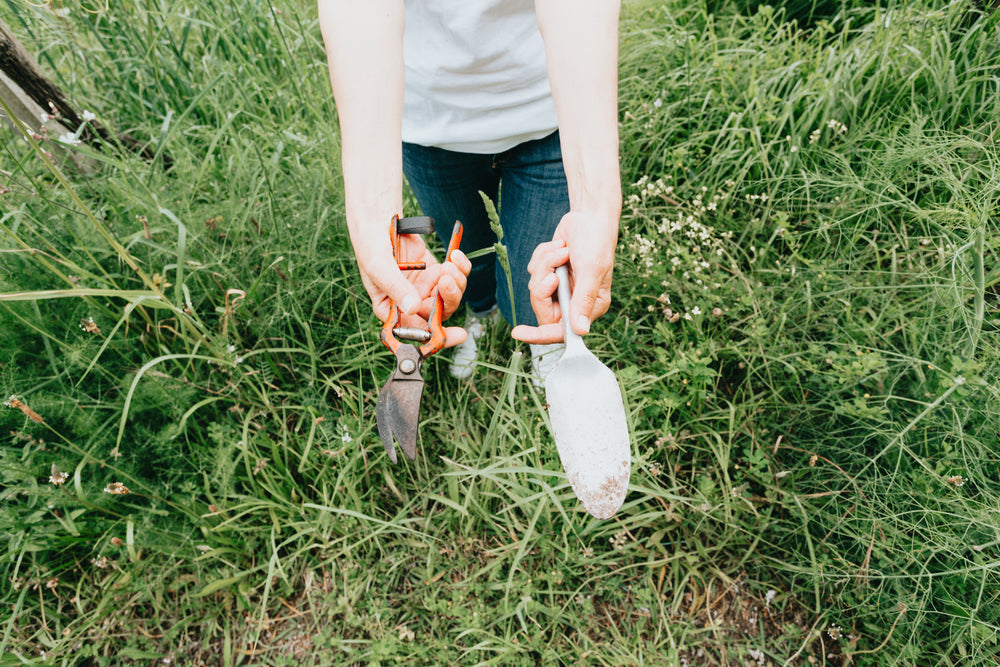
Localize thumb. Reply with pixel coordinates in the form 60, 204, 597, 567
567, 270, 601, 335
369, 260, 422, 322
388, 276, 422, 315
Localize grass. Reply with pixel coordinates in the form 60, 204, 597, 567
2, 0, 1000, 664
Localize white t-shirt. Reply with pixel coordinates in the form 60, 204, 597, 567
402, 0, 559, 154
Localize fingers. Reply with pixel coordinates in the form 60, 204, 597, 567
443, 325, 468, 348
441, 249, 470, 319
367, 262, 422, 323
567, 271, 595, 335
391, 246, 471, 342
404, 248, 469, 321
361, 233, 425, 322
549, 209, 616, 336
425, 269, 463, 321
525, 240, 570, 326
526, 240, 569, 284
568, 252, 613, 335
511, 322, 564, 345
509, 240, 570, 345
448, 248, 472, 282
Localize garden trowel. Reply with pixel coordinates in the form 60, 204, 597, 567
545, 265, 631, 519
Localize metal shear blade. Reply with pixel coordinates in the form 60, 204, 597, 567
375, 215, 463, 463
376, 346, 424, 463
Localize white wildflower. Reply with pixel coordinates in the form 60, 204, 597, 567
49, 464, 68, 485
764, 589, 777, 609
610, 530, 629, 550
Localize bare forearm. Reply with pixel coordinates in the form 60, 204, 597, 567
318, 0, 405, 237
535, 0, 622, 219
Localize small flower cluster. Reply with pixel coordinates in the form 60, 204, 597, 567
609, 529, 630, 550
58, 132, 82, 146
225, 344, 244, 365
103, 482, 130, 495
49, 465, 68, 486
946, 475, 965, 487
40, 107, 96, 146
625, 175, 676, 217
809, 119, 849, 144
622, 176, 736, 323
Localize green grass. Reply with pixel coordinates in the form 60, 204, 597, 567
2, 0, 1000, 664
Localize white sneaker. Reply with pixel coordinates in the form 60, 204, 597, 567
529, 343, 564, 390
450, 309, 498, 380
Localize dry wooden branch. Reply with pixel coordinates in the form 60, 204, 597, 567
0, 17, 168, 166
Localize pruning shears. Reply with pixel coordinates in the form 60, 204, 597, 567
376, 215, 463, 463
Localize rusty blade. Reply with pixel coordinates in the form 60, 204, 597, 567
376, 381, 400, 463
376, 378, 424, 462
376, 347, 425, 463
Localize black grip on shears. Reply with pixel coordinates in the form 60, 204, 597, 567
392, 215, 432, 272
396, 216, 435, 235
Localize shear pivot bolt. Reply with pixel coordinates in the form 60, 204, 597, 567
400, 359, 417, 374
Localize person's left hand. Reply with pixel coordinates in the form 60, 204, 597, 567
511, 209, 617, 344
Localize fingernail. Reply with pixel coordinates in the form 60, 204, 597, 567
576, 316, 590, 334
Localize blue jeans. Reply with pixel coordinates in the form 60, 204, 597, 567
402, 131, 569, 328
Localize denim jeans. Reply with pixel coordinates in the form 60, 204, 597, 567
402, 130, 569, 328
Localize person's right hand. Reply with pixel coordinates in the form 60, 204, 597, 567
353, 229, 472, 349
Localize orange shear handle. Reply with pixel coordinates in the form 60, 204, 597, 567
419, 221, 463, 358
379, 216, 464, 358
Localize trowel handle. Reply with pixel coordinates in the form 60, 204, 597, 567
555, 265, 585, 350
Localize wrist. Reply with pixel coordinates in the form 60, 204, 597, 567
341, 163, 403, 241
563, 151, 622, 218
570, 181, 622, 223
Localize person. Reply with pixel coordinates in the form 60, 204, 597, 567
318, 1, 622, 383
